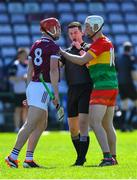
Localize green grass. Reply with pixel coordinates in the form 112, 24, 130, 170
0, 131, 137, 179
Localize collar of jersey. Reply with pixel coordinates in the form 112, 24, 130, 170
41, 36, 52, 41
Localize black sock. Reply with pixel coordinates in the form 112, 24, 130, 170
71, 134, 80, 158
79, 136, 90, 160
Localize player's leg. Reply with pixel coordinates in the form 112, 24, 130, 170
120, 99, 129, 131
127, 87, 137, 131
5, 106, 46, 168
89, 104, 115, 166
89, 89, 118, 166
19, 93, 27, 126
23, 111, 48, 168
102, 106, 118, 163
119, 84, 129, 131
129, 99, 137, 130
14, 107, 22, 133
26, 111, 48, 154
15, 107, 46, 149
89, 104, 110, 152
22, 106, 27, 124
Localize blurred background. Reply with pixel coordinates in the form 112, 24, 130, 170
0, 0, 137, 132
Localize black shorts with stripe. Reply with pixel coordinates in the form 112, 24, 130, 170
67, 83, 92, 118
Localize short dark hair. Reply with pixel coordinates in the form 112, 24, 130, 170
123, 41, 132, 52
67, 22, 82, 31
18, 48, 27, 55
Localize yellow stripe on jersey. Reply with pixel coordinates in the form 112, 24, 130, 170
87, 50, 97, 58
87, 51, 111, 67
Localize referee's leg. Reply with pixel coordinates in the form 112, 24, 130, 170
67, 87, 80, 165
78, 93, 90, 165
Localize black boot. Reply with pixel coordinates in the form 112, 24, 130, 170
74, 136, 90, 166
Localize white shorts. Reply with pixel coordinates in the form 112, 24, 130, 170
26, 81, 52, 111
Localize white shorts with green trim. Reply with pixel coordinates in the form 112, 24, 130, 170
26, 81, 51, 111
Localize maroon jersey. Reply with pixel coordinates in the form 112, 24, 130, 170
29, 37, 60, 82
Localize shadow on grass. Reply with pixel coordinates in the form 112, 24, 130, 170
26, 166, 57, 170
84, 165, 99, 168
69, 164, 99, 168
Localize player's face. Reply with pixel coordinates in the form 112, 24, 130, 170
68, 27, 83, 42
84, 23, 94, 37
50, 26, 61, 40
18, 52, 27, 62
55, 26, 61, 40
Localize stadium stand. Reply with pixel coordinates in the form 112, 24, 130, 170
0, 0, 137, 58
0, 0, 137, 61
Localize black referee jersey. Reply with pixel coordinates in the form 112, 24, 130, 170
60, 42, 92, 86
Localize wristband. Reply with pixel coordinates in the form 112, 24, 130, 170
78, 47, 84, 52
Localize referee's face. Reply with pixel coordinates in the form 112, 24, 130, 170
68, 27, 83, 42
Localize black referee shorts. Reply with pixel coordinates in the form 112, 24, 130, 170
119, 84, 137, 100
14, 93, 26, 107
67, 83, 92, 118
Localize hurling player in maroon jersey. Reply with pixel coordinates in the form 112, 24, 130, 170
5, 18, 61, 168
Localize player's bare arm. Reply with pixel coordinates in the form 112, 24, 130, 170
50, 55, 59, 106
27, 58, 34, 86
9, 76, 26, 82
60, 48, 93, 65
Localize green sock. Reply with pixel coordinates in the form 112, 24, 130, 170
103, 152, 112, 159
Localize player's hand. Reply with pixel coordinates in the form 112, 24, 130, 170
22, 99, 28, 107
56, 105, 64, 122
52, 96, 59, 107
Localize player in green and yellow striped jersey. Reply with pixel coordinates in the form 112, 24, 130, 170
60, 15, 118, 167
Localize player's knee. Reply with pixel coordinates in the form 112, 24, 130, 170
38, 121, 47, 131
103, 123, 113, 130
23, 120, 36, 132
89, 120, 101, 130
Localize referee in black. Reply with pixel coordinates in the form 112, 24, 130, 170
60, 22, 93, 166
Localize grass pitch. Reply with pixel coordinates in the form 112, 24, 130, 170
0, 131, 137, 179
